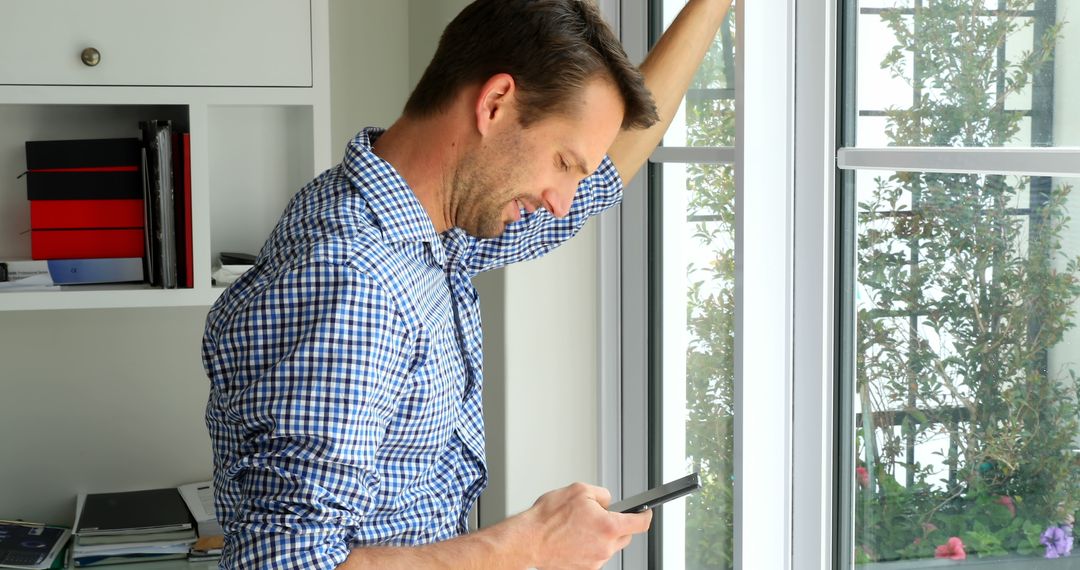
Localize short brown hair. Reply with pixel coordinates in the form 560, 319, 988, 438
404, 0, 658, 130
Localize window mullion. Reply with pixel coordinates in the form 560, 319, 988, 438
735, 0, 796, 568
837, 147, 1080, 177
792, 0, 840, 566
649, 146, 735, 164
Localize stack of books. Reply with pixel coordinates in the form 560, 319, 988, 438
71, 488, 196, 567
20, 121, 193, 289
24, 138, 145, 262
177, 481, 223, 563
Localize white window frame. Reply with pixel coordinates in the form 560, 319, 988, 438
598, 0, 818, 568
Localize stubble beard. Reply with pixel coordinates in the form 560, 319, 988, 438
452, 143, 520, 240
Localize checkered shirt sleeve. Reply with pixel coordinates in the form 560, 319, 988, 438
466, 154, 624, 274
204, 262, 413, 570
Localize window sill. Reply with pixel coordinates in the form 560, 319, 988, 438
860, 555, 1079, 570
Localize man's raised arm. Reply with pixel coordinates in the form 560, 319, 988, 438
607, 0, 734, 183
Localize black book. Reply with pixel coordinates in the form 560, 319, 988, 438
139, 121, 176, 288
24, 138, 143, 201
75, 489, 193, 537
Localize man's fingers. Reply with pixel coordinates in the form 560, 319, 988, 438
582, 484, 612, 509
612, 509, 653, 535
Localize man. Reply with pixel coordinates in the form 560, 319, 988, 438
202, 0, 731, 568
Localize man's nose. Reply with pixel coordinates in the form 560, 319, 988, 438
541, 185, 575, 218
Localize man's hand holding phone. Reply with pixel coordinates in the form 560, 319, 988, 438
520, 482, 652, 569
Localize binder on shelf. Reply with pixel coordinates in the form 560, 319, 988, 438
183, 134, 194, 289
139, 148, 155, 285
140, 120, 176, 289
166, 132, 193, 288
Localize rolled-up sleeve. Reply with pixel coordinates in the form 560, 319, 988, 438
204, 262, 413, 570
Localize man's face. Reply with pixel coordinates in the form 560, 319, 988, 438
451, 78, 626, 239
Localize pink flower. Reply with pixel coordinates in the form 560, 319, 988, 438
934, 537, 966, 560
997, 496, 1017, 518
856, 466, 869, 488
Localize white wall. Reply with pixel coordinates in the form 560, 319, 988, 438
0, 307, 215, 525
500, 228, 602, 516
0, 0, 413, 526
329, 0, 410, 149
407, 0, 463, 87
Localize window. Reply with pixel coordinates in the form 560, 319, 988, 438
612, 0, 795, 568
839, 0, 1080, 566
648, 2, 737, 568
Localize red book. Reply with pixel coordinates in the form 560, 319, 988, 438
30, 199, 144, 230
182, 134, 192, 288
168, 132, 194, 288
31, 229, 145, 260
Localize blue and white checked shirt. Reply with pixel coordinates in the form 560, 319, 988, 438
202, 128, 624, 569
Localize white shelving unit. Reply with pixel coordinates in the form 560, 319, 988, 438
0, 0, 332, 311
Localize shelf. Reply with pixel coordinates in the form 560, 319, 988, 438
0, 100, 321, 311
0, 103, 190, 262
0, 285, 221, 312
206, 105, 315, 264
0, 84, 324, 106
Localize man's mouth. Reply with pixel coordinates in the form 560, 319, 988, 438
506, 199, 523, 223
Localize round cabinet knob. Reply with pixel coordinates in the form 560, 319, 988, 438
80, 47, 101, 67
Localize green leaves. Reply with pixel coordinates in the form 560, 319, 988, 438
853, 0, 1078, 563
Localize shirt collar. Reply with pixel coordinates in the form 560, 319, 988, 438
342, 128, 445, 263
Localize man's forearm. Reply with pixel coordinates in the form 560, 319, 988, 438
335, 513, 536, 570
333, 481, 652, 569
608, 0, 733, 182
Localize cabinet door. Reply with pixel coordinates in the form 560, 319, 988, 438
0, 0, 311, 87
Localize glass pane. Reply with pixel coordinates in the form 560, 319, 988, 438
850, 169, 1080, 565
648, 2, 736, 568
658, 160, 736, 570
854, 0, 1075, 148
657, 0, 736, 148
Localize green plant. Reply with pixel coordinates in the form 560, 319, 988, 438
683, 10, 737, 569
854, 0, 1079, 562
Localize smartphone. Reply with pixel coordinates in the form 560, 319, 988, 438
608, 473, 701, 514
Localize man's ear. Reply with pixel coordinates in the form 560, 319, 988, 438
475, 73, 516, 137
